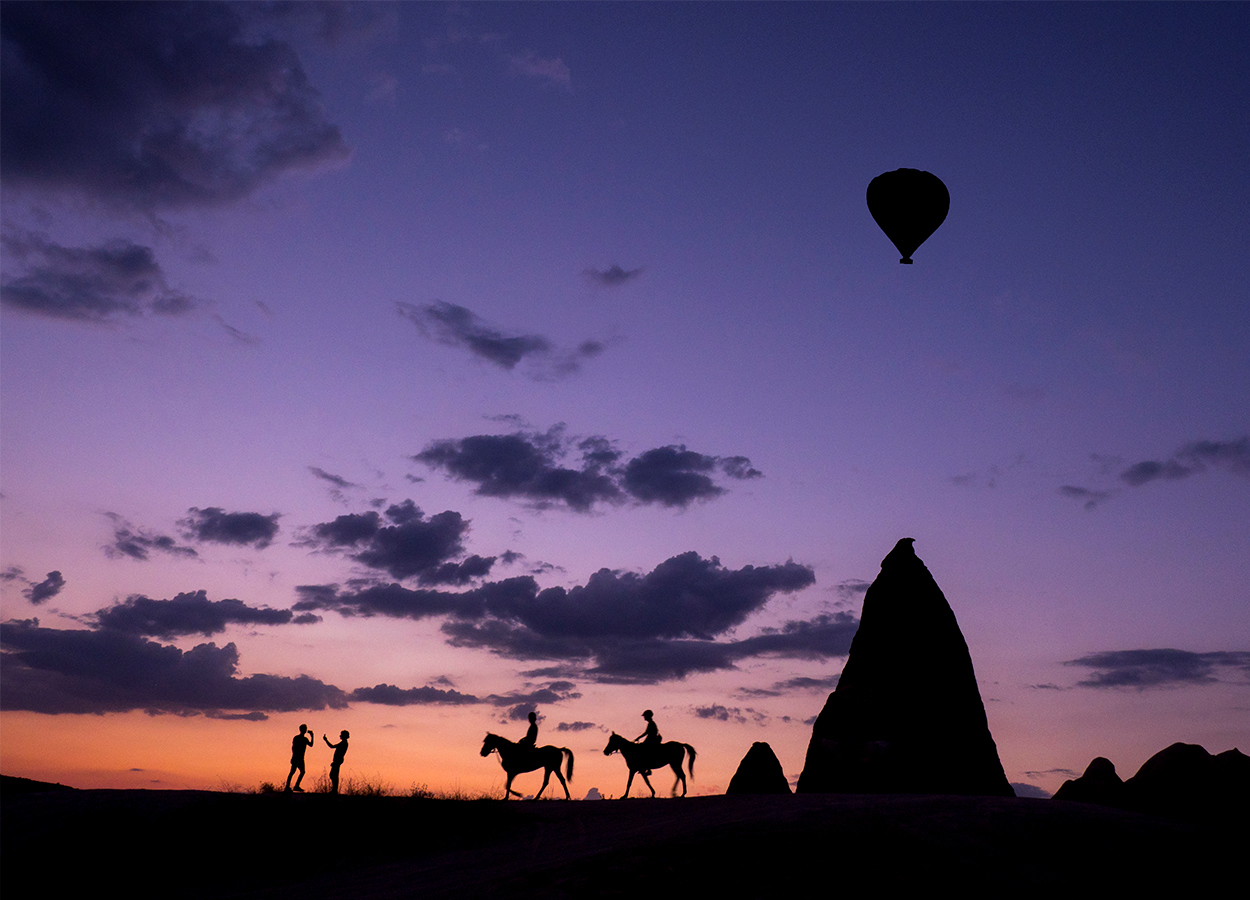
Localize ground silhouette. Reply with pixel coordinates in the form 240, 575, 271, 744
4, 788, 1245, 897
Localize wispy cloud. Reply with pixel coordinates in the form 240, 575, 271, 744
1060, 437, 1250, 509
1, 233, 201, 323
583, 264, 643, 287
509, 52, 572, 90
397, 301, 604, 379
1065, 648, 1250, 689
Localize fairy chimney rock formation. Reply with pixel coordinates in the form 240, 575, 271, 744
726, 742, 792, 794
797, 538, 1014, 796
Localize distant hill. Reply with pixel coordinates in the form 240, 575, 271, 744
1, 774, 76, 795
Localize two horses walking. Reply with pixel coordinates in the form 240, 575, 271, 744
480, 731, 697, 800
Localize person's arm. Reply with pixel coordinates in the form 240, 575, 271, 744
323, 734, 334, 748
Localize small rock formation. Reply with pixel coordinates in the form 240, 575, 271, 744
726, 742, 792, 794
1053, 757, 1126, 808
797, 538, 1014, 796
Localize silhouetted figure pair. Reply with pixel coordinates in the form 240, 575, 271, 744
285, 724, 314, 792
324, 730, 349, 794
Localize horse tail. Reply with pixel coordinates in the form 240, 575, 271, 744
684, 743, 697, 776
564, 748, 575, 780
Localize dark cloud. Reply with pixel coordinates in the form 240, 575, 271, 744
415, 427, 762, 511
622, 446, 762, 507
92, 590, 299, 639
306, 501, 495, 585
772, 674, 842, 692
1, 233, 200, 322
1119, 437, 1250, 487
104, 513, 198, 561
308, 467, 359, 490
396, 301, 604, 377
0, 2, 349, 210
0, 619, 347, 715
415, 429, 622, 512
180, 507, 280, 549
554, 721, 599, 732
295, 552, 823, 683
24, 571, 65, 605
693, 704, 748, 724
1065, 649, 1250, 689
348, 683, 480, 706
583, 264, 643, 287
1057, 485, 1113, 510
485, 682, 582, 719
1063, 437, 1250, 508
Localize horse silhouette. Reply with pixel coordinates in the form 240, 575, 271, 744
480, 733, 574, 800
604, 732, 697, 798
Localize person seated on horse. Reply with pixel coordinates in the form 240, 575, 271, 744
517, 711, 538, 758
634, 709, 662, 774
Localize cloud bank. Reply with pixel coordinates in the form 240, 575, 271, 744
1065, 648, 1250, 688
0, 1, 349, 210
415, 426, 762, 511
1, 233, 200, 323
294, 551, 838, 683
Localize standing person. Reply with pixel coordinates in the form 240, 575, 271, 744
285, 724, 314, 792
323, 730, 350, 794
634, 710, 661, 775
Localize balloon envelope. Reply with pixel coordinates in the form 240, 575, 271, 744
866, 169, 949, 264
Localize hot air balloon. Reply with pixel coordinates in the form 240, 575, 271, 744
866, 169, 949, 264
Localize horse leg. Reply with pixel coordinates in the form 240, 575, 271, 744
504, 772, 514, 800
622, 769, 634, 798
554, 766, 570, 799
535, 767, 551, 800
672, 761, 686, 797
639, 769, 655, 798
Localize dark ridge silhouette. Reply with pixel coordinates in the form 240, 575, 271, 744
1056, 743, 1250, 825
866, 169, 949, 263
0, 774, 75, 795
603, 732, 696, 797
726, 742, 791, 794
797, 538, 1014, 796
480, 732, 573, 799
1052, 756, 1126, 808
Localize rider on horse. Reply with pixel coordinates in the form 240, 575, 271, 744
634, 709, 661, 774
517, 711, 538, 761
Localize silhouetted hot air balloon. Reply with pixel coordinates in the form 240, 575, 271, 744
866, 169, 949, 264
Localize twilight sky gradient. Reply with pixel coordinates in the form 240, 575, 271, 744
2, 2, 1247, 797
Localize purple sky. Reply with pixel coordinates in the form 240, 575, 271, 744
2, 2, 1247, 795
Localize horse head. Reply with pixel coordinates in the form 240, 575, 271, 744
603, 732, 625, 756
481, 733, 500, 756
